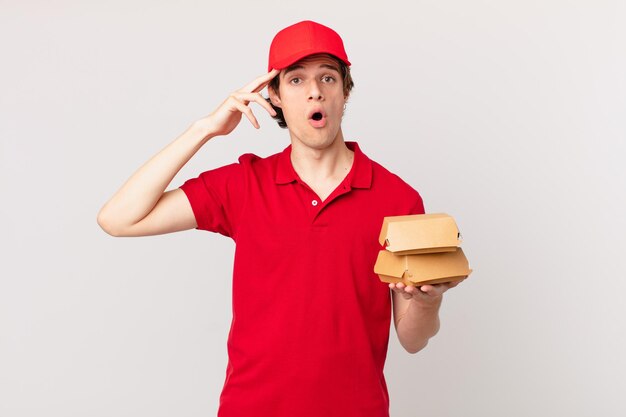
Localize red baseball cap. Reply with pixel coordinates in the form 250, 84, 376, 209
267, 20, 351, 72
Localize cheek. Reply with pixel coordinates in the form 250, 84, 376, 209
329, 103, 345, 118
280, 100, 302, 122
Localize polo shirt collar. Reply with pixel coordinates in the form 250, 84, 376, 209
275, 141, 372, 189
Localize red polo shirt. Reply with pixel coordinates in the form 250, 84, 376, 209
179, 141, 424, 417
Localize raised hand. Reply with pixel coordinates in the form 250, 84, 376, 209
198, 68, 280, 137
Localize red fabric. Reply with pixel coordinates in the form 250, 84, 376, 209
179, 141, 424, 417
268, 20, 351, 71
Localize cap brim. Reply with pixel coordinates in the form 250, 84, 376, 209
269, 49, 351, 72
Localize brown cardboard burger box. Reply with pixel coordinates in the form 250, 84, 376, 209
374, 213, 472, 286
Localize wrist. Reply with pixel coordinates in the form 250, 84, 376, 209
190, 118, 218, 143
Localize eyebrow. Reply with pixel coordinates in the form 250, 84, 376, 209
282, 63, 341, 77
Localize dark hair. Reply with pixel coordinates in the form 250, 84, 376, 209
265, 53, 355, 129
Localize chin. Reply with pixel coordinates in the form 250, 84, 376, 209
297, 134, 338, 151
291, 125, 341, 150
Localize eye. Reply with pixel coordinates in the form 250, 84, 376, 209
289, 77, 301, 85
322, 75, 335, 83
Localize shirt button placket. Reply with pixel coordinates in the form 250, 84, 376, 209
309, 198, 320, 223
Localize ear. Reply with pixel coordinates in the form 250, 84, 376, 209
268, 85, 282, 108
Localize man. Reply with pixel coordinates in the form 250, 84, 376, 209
98, 20, 462, 417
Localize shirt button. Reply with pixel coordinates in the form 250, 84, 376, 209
311, 200, 318, 206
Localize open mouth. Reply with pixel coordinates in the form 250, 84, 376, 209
308, 111, 327, 128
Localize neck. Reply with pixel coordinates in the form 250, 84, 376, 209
290, 131, 354, 183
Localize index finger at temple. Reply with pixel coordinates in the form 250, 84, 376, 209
241, 69, 280, 93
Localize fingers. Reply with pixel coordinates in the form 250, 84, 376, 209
231, 91, 277, 116
227, 69, 280, 129
388, 282, 415, 300
389, 280, 463, 299
205, 70, 280, 135
389, 282, 424, 294
420, 280, 464, 295
241, 69, 281, 93
447, 279, 462, 289
418, 285, 444, 297
229, 98, 260, 129
226, 91, 277, 130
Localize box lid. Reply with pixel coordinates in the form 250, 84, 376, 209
378, 213, 461, 255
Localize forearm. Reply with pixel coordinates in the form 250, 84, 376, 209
396, 297, 442, 354
97, 120, 216, 233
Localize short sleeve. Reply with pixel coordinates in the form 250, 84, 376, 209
394, 174, 425, 216
409, 190, 425, 215
178, 161, 246, 238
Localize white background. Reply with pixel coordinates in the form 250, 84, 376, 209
1, 1, 625, 416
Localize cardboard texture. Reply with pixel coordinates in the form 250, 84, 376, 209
378, 213, 462, 255
374, 248, 470, 286
374, 213, 472, 286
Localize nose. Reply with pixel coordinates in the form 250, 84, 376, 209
308, 79, 323, 101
